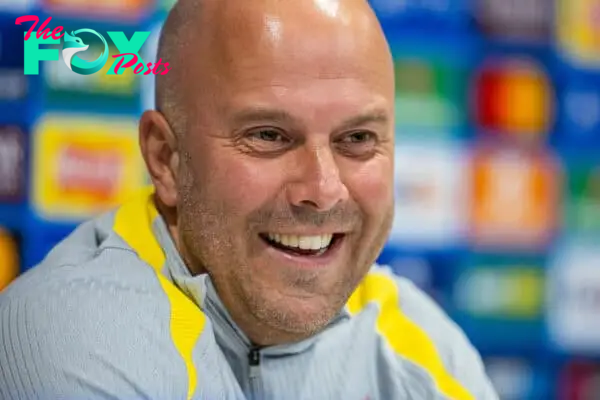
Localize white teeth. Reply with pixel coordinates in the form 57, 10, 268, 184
298, 237, 313, 250
267, 233, 333, 250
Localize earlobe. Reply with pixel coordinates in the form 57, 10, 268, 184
139, 110, 179, 207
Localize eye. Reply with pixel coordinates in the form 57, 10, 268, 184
251, 128, 285, 142
241, 127, 292, 155
343, 131, 372, 143
335, 131, 378, 157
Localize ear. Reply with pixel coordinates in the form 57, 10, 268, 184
139, 110, 180, 207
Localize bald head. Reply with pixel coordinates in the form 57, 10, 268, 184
155, 0, 393, 136
144, 0, 396, 346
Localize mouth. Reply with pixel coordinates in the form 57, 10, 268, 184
259, 232, 345, 258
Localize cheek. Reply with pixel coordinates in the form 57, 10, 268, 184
345, 157, 394, 218
197, 151, 284, 214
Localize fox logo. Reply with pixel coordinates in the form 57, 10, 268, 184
61, 29, 108, 75
17, 15, 170, 76
62, 31, 88, 71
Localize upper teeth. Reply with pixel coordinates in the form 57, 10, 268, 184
267, 233, 333, 250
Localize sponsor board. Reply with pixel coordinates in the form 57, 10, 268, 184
485, 358, 535, 400
0, 126, 26, 202
389, 141, 469, 249
31, 114, 146, 221
0, 0, 35, 12
394, 54, 468, 139
476, 0, 551, 42
0, 21, 29, 102
565, 162, 600, 235
470, 145, 561, 250
556, 0, 600, 70
547, 240, 600, 354
0, 228, 19, 292
559, 361, 600, 400
560, 80, 600, 148
472, 57, 554, 144
41, 0, 152, 21
454, 264, 545, 319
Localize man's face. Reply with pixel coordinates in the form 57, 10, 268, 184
176, 7, 395, 340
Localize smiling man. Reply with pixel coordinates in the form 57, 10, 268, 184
0, 0, 498, 399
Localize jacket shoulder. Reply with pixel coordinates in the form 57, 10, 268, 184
1, 240, 163, 304
0, 249, 192, 399
349, 265, 498, 400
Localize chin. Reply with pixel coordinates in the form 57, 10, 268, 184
256, 291, 343, 335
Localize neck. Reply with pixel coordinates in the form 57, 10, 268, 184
154, 195, 207, 275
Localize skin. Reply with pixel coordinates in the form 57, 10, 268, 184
139, 0, 396, 346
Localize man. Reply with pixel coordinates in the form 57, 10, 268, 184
0, 0, 498, 399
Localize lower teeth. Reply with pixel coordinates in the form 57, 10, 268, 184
315, 248, 327, 256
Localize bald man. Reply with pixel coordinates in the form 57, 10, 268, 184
0, 1, 498, 399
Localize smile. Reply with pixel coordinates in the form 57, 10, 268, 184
260, 232, 345, 257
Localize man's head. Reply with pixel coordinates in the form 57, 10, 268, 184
140, 0, 395, 346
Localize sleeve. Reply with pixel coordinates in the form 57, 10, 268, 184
388, 268, 500, 400
0, 274, 189, 400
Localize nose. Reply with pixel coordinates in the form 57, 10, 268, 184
285, 145, 350, 211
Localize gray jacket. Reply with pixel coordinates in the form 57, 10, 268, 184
0, 190, 498, 400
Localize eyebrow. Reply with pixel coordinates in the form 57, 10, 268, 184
336, 109, 390, 131
231, 107, 296, 126
230, 106, 390, 131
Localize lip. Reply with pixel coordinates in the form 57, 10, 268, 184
262, 231, 346, 236
259, 233, 346, 268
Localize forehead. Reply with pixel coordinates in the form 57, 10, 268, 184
188, 7, 394, 118
228, 20, 389, 83
223, 78, 391, 130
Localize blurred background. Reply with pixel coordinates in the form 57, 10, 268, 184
0, 0, 599, 398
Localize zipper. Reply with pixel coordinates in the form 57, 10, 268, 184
204, 281, 266, 399
248, 347, 262, 400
